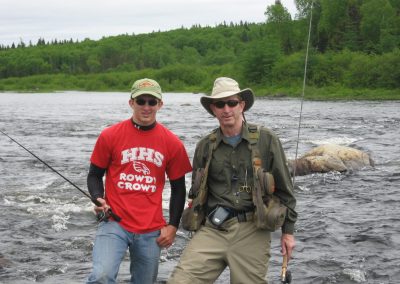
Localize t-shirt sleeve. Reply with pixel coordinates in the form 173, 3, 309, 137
90, 132, 112, 169
166, 137, 192, 180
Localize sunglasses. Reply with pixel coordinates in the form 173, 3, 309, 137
135, 98, 159, 106
213, 100, 241, 109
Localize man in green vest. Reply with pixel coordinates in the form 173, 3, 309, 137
168, 77, 297, 283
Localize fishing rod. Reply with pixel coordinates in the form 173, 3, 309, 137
281, 1, 315, 283
0, 129, 121, 222
292, 0, 314, 188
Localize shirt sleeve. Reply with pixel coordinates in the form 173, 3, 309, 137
269, 135, 298, 234
90, 132, 112, 169
166, 137, 192, 180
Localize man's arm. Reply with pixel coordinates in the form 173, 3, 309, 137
156, 176, 186, 248
87, 163, 108, 214
268, 134, 297, 261
87, 163, 106, 199
169, 176, 187, 227
269, 135, 297, 234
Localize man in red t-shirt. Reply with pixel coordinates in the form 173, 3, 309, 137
86, 78, 192, 284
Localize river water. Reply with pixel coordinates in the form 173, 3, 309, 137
0, 91, 399, 284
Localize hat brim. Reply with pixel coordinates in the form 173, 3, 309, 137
131, 90, 162, 100
200, 88, 254, 117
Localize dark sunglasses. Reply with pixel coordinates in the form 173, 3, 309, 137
135, 98, 159, 106
213, 100, 241, 109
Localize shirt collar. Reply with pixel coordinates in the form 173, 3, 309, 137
214, 122, 252, 146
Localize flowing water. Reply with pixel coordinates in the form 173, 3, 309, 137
0, 91, 399, 284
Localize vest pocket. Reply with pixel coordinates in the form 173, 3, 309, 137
253, 195, 287, 231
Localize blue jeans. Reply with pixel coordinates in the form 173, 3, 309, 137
87, 221, 161, 284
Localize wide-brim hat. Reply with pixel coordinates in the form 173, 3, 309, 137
200, 77, 254, 116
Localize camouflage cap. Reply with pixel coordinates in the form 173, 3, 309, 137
131, 78, 162, 100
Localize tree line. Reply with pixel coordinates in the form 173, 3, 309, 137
0, 0, 399, 96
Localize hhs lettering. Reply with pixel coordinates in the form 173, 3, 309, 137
121, 147, 164, 167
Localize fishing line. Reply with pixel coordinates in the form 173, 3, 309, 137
292, 0, 314, 188
0, 129, 121, 222
281, 2, 314, 283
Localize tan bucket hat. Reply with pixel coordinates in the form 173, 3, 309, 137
200, 77, 254, 116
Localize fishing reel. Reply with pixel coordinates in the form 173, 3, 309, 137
96, 210, 109, 222
96, 208, 121, 223
92, 198, 121, 222
281, 269, 292, 283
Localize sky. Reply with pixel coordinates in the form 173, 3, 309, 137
0, 0, 298, 47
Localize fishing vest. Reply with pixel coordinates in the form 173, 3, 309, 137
181, 124, 287, 232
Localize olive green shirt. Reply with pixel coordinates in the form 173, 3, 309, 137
191, 122, 297, 234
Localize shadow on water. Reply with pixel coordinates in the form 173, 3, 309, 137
0, 92, 399, 283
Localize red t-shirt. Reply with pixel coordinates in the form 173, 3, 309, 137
90, 119, 192, 233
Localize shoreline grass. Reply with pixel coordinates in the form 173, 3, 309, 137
1, 73, 399, 100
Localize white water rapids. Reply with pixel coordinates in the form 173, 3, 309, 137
0, 92, 399, 283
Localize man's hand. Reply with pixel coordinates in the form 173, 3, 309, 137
94, 197, 110, 214
281, 233, 295, 262
156, 225, 178, 248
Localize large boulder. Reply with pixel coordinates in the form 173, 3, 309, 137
288, 144, 374, 176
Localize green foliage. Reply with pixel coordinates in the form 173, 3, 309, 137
271, 52, 305, 86
0, 0, 399, 100
238, 37, 282, 85
346, 48, 400, 88
360, 0, 398, 53
265, 2, 292, 23
155, 65, 207, 90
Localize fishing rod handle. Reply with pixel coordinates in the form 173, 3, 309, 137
92, 198, 122, 222
108, 210, 122, 222
280, 254, 292, 283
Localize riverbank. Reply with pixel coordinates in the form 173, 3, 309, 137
0, 73, 399, 100
257, 85, 400, 100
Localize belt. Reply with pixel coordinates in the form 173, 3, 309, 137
227, 209, 254, 223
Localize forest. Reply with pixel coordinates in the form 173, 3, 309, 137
0, 0, 399, 99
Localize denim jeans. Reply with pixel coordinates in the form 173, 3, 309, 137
87, 221, 161, 284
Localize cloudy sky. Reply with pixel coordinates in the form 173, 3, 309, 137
1, 0, 298, 46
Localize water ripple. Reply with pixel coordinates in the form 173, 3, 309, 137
1, 92, 399, 283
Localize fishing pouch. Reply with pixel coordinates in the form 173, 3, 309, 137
249, 127, 287, 231
253, 168, 287, 231
181, 205, 205, 231
254, 195, 287, 231
182, 134, 217, 231
181, 168, 207, 231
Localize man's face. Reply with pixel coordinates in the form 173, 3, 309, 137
129, 95, 163, 126
210, 95, 245, 128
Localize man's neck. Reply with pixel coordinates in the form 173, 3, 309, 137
131, 118, 156, 131
220, 122, 243, 137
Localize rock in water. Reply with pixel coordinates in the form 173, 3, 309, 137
289, 144, 374, 176
0, 253, 12, 269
